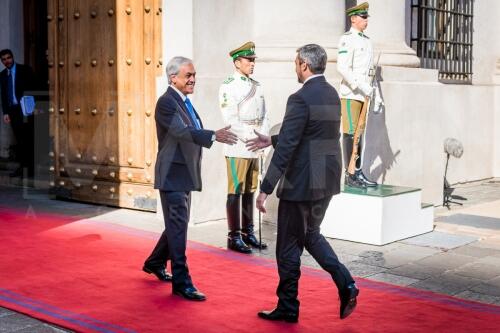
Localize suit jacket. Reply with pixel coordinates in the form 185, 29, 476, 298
154, 86, 215, 192
0, 63, 35, 116
260, 76, 342, 201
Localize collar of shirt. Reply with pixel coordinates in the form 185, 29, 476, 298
233, 71, 250, 82
7, 63, 16, 76
303, 74, 324, 84
350, 27, 365, 37
170, 84, 187, 102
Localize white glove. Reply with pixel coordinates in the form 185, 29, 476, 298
359, 82, 374, 97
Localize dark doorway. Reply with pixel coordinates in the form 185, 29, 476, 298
24, 0, 48, 89
23, 0, 50, 181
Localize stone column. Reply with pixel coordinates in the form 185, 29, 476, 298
494, 58, 500, 177
162, 0, 193, 62
253, 0, 346, 64
365, 0, 420, 67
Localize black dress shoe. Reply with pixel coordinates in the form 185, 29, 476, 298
242, 233, 268, 249
340, 283, 359, 319
142, 265, 172, 282
258, 308, 298, 323
355, 170, 377, 187
173, 286, 206, 301
227, 236, 252, 253
345, 173, 366, 189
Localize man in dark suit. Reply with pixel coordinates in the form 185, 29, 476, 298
142, 56, 237, 301
0, 49, 35, 177
247, 44, 359, 322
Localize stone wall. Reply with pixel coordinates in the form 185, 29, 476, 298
157, 0, 500, 223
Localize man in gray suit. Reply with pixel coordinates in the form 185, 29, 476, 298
247, 44, 359, 322
143, 56, 237, 301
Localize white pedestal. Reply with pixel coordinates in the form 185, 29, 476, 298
322, 185, 434, 245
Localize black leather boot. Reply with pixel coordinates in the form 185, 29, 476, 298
342, 134, 354, 171
345, 172, 366, 188
355, 169, 377, 187
352, 138, 377, 187
227, 194, 252, 254
241, 193, 267, 249
343, 135, 366, 189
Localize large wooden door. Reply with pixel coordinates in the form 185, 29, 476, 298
48, 0, 163, 211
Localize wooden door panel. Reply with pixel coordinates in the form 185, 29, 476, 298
117, 0, 146, 170
48, 0, 162, 211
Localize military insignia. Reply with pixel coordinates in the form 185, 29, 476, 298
223, 77, 234, 84
240, 76, 247, 81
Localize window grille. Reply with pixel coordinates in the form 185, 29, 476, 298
410, 0, 474, 83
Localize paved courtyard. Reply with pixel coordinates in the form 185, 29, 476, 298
1, 178, 500, 331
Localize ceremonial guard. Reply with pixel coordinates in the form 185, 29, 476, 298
337, 2, 379, 188
219, 41, 269, 253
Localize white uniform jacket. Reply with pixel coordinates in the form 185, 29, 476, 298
337, 27, 374, 102
219, 71, 269, 158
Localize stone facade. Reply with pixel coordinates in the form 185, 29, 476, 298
160, 0, 500, 222
0, 0, 498, 222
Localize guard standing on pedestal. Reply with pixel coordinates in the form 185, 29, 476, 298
337, 2, 378, 188
219, 41, 270, 253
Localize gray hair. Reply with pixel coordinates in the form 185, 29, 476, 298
166, 56, 193, 84
296, 44, 327, 74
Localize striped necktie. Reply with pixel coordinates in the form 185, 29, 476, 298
184, 97, 201, 129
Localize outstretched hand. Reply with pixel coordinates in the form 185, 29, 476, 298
215, 125, 238, 145
246, 130, 272, 152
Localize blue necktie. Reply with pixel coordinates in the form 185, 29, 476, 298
184, 97, 201, 129
7, 69, 15, 106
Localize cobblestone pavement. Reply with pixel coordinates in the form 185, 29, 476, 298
1, 178, 500, 332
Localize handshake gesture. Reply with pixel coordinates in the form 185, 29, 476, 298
217, 127, 272, 151
214, 126, 238, 145
245, 130, 272, 151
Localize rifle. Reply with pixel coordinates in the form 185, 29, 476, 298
258, 153, 264, 251
347, 54, 381, 175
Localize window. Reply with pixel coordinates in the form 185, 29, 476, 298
410, 0, 474, 83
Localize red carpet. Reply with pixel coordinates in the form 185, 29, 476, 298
1, 207, 500, 333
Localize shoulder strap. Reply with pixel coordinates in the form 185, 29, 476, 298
237, 82, 257, 111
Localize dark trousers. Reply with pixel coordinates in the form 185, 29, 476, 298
8, 105, 34, 173
144, 191, 193, 289
276, 196, 355, 313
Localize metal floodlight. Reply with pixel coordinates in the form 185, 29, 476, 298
443, 138, 466, 209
